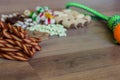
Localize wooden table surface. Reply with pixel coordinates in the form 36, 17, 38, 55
0, 12, 120, 80
0, 0, 120, 80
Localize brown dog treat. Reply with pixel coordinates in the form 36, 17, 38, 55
13, 55, 28, 61
23, 39, 32, 43
14, 51, 29, 59
19, 32, 25, 38
0, 43, 5, 47
7, 52, 28, 61
0, 39, 6, 43
25, 44, 33, 47
5, 14, 25, 25
16, 14, 24, 21
1, 54, 15, 60
15, 41, 22, 47
0, 47, 20, 52
0, 22, 5, 28
22, 44, 34, 57
5, 39, 16, 45
29, 37, 41, 42
22, 44, 30, 55
32, 48, 36, 53
2, 29, 12, 39
34, 45, 41, 51
5, 17, 17, 24
5, 43, 14, 47
11, 34, 22, 41
29, 42, 38, 46
12, 26, 20, 35
14, 52, 24, 57
29, 51, 34, 57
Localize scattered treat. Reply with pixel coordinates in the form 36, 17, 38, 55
1, 13, 38, 29
14, 18, 37, 28
1, 13, 18, 22
1, 13, 55, 38
27, 24, 67, 37
1, 13, 25, 24
1, 8, 91, 39
0, 5, 93, 62
54, 9, 91, 29
0, 21, 41, 61
24, 6, 55, 25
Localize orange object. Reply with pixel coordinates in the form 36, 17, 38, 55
114, 23, 120, 44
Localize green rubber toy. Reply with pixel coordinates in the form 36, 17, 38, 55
66, 2, 120, 44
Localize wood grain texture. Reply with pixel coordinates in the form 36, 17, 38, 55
0, 0, 120, 14
0, 60, 40, 80
0, 0, 120, 80
29, 46, 120, 80
45, 65, 120, 80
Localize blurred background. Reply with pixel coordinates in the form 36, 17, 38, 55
0, 0, 120, 14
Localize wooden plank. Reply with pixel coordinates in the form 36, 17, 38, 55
29, 46, 120, 79
0, 60, 40, 80
0, 1, 120, 80
45, 64, 120, 80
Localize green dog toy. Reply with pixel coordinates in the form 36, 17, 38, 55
66, 2, 120, 44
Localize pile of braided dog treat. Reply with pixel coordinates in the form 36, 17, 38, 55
0, 6, 91, 61
0, 21, 41, 61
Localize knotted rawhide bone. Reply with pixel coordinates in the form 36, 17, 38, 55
0, 21, 41, 61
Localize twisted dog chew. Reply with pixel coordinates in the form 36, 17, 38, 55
0, 21, 41, 61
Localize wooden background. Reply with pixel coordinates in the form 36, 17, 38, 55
0, 0, 120, 13
0, 0, 120, 80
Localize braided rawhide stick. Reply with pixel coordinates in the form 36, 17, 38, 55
0, 21, 41, 61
